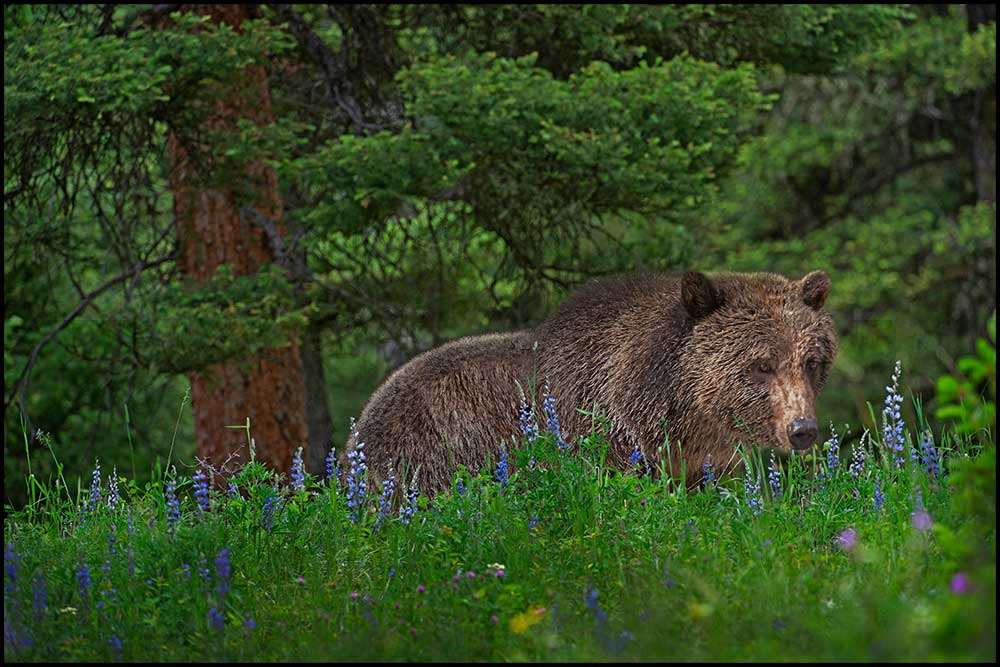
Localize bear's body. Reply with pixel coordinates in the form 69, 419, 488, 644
348, 271, 838, 494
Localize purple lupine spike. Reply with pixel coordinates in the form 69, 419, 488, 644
882, 361, 906, 468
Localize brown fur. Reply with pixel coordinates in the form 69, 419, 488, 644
348, 271, 838, 495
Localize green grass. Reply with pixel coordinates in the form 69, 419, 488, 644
3, 402, 996, 662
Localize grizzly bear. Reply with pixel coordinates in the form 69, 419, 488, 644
347, 271, 838, 495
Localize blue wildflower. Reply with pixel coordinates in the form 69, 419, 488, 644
849, 430, 867, 479
374, 471, 397, 530
107, 466, 120, 512
165, 480, 181, 532
32, 574, 47, 620
825, 423, 840, 474
325, 446, 339, 484
192, 469, 210, 513
345, 422, 368, 524
243, 615, 257, 639
215, 549, 231, 601
873, 474, 885, 513
529, 515, 540, 529
290, 446, 306, 493
399, 478, 419, 525
209, 606, 225, 631
109, 634, 123, 657
767, 451, 782, 499
745, 474, 763, 517
702, 456, 716, 488
518, 389, 539, 444
496, 448, 509, 488
918, 430, 940, 478
882, 361, 906, 468
262, 489, 280, 531
4, 543, 19, 587
77, 562, 92, 601
455, 477, 465, 496
629, 445, 642, 467
542, 384, 569, 451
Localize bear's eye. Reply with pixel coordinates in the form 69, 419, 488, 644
755, 360, 774, 375
805, 357, 819, 372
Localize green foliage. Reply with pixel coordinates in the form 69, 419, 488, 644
3, 373, 994, 661
935, 313, 996, 438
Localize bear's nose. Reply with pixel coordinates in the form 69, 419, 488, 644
787, 418, 818, 450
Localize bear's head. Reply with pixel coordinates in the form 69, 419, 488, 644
680, 270, 838, 455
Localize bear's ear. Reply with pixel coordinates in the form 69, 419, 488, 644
682, 271, 723, 320
800, 270, 830, 310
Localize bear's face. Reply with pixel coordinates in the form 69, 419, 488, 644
681, 271, 838, 454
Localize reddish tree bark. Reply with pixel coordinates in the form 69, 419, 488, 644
166, 4, 308, 474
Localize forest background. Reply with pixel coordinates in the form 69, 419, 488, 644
4, 4, 996, 504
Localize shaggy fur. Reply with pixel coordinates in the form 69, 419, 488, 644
348, 271, 838, 495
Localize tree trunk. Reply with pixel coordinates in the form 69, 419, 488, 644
302, 321, 335, 475
966, 4, 996, 204
166, 4, 308, 475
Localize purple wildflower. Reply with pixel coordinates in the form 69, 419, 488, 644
243, 615, 257, 639
849, 430, 867, 478
4, 543, 18, 587
77, 562, 92, 601
290, 446, 306, 492
496, 447, 509, 488
455, 477, 465, 496
745, 474, 763, 516
209, 606, 225, 631
107, 466, 120, 512
192, 469, 210, 513
835, 527, 858, 551
824, 424, 840, 474
346, 422, 368, 524
165, 480, 181, 532
215, 549, 231, 601
917, 430, 940, 478
87, 460, 102, 515
32, 575, 47, 619
542, 384, 569, 451
518, 389, 539, 444
702, 456, 716, 488
629, 445, 642, 468
910, 492, 933, 531
374, 471, 397, 530
873, 474, 885, 513
399, 478, 419, 525
262, 489, 280, 531
109, 634, 123, 657
529, 515, 540, 529
882, 361, 906, 468
949, 573, 971, 595
325, 446, 339, 484
767, 451, 782, 499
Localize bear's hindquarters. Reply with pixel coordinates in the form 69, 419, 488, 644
349, 332, 534, 494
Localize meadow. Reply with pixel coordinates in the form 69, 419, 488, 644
3, 361, 995, 662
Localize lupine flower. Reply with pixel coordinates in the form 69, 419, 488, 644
4, 543, 19, 587
215, 549, 231, 601
835, 527, 858, 551
228, 481, 240, 499
849, 430, 867, 478
518, 390, 539, 444
346, 424, 368, 524
873, 474, 885, 512
77, 563, 92, 600
165, 480, 181, 532
767, 451, 782, 499
192, 469, 210, 513
629, 445, 642, 468
917, 430, 940, 478
529, 515, 540, 529
542, 384, 568, 451
702, 456, 716, 488
109, 634, 123, 657
496, 448, 509, 488
107, 466, 120, 512
824, 424, 840, 474
290, 447, 306, 492
325, 446, 339, 484
882, 361, 906, 468
455, 478, 465, 496
32, 575, 47, 619
745, 474, 763, 516
88, 461, 102, 513
399, 478, 419, 525
243, 615, 257, 639
209, 606, 225, 631
374, 471, 397, 530
262, 490, 280, 531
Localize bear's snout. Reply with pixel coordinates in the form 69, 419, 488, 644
787, 418, 818, 450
